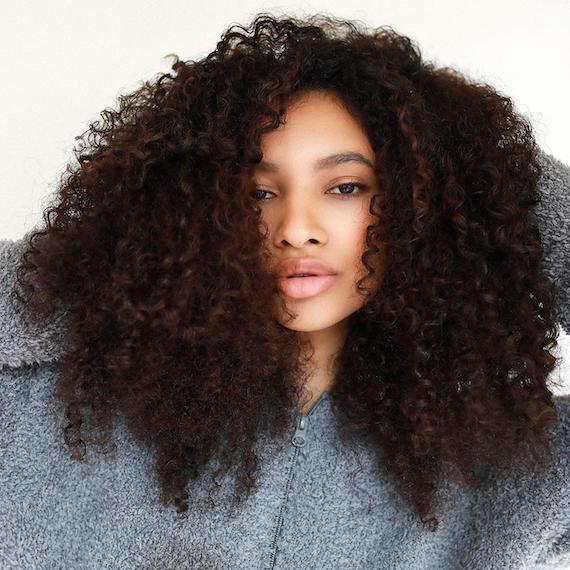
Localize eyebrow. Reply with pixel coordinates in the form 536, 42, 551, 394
254, 151, 375, 173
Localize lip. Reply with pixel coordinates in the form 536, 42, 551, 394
275, 257, 337, 279
277, 274, 338, 299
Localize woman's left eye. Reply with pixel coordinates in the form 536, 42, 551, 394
328, 182, 369, 197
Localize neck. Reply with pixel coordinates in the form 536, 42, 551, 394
295, 319, 348, 411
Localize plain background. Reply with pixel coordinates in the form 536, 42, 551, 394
1, 0, 568, 394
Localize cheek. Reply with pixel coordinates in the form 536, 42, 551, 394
334, 224, 369, 284
357, 213, 377, 248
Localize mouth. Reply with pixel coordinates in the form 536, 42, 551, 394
276, 274, 337, 299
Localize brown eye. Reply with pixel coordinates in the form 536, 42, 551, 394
328, 182, 369, 197
251, 188, 274, 201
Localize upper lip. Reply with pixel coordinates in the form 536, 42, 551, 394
275, 257, 338, 278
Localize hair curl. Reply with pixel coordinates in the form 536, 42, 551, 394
11, 12, 563, 532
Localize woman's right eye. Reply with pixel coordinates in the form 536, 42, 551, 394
252, 188, 274, 201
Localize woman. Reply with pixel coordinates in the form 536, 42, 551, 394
1, 12, 569, 569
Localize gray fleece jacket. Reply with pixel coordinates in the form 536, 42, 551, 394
0, 150, 569, 569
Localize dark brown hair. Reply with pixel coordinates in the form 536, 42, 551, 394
11, 12, 563, 532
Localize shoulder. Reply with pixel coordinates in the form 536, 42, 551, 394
0, 359, 58, 413
535, 149, 570, 247
0, 236, 69, 444
534, 150, 569, 334
536, 149, 570, 199
536, 148, 570, 218
504, 395, 570, 506
474, 396, 570, 568
0, 236, 68, 370
0, 360, 63, 481
534, 396, 570, 568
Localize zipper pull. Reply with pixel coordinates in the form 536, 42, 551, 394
292, 415, 308, 447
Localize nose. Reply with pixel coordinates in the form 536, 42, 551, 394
271, 195, 327, 248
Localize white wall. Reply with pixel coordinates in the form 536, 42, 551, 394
1, 0, 568, 393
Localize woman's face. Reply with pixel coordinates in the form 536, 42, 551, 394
253, 90, 386, 333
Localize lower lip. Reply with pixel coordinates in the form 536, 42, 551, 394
277, 274, 337, 299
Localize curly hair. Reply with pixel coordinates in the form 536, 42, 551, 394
11, 12, 563, 532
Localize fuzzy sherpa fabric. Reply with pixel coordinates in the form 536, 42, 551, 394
535, 150, 570, 334
0, 149, 569, 569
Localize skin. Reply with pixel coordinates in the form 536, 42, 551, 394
253, 90, 386, 414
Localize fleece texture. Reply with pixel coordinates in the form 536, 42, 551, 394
0, 149, 569, 569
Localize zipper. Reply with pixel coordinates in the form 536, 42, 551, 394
266, 393, 329, 569
291, 415, 308, 447
266, 412, 309, 569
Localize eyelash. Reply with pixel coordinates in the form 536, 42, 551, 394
251, 182, 369, 201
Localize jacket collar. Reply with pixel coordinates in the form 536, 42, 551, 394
0, 149, 563, 370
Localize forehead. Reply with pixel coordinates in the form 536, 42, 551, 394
255, 92, 375, 171
254, 151, 375, 174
